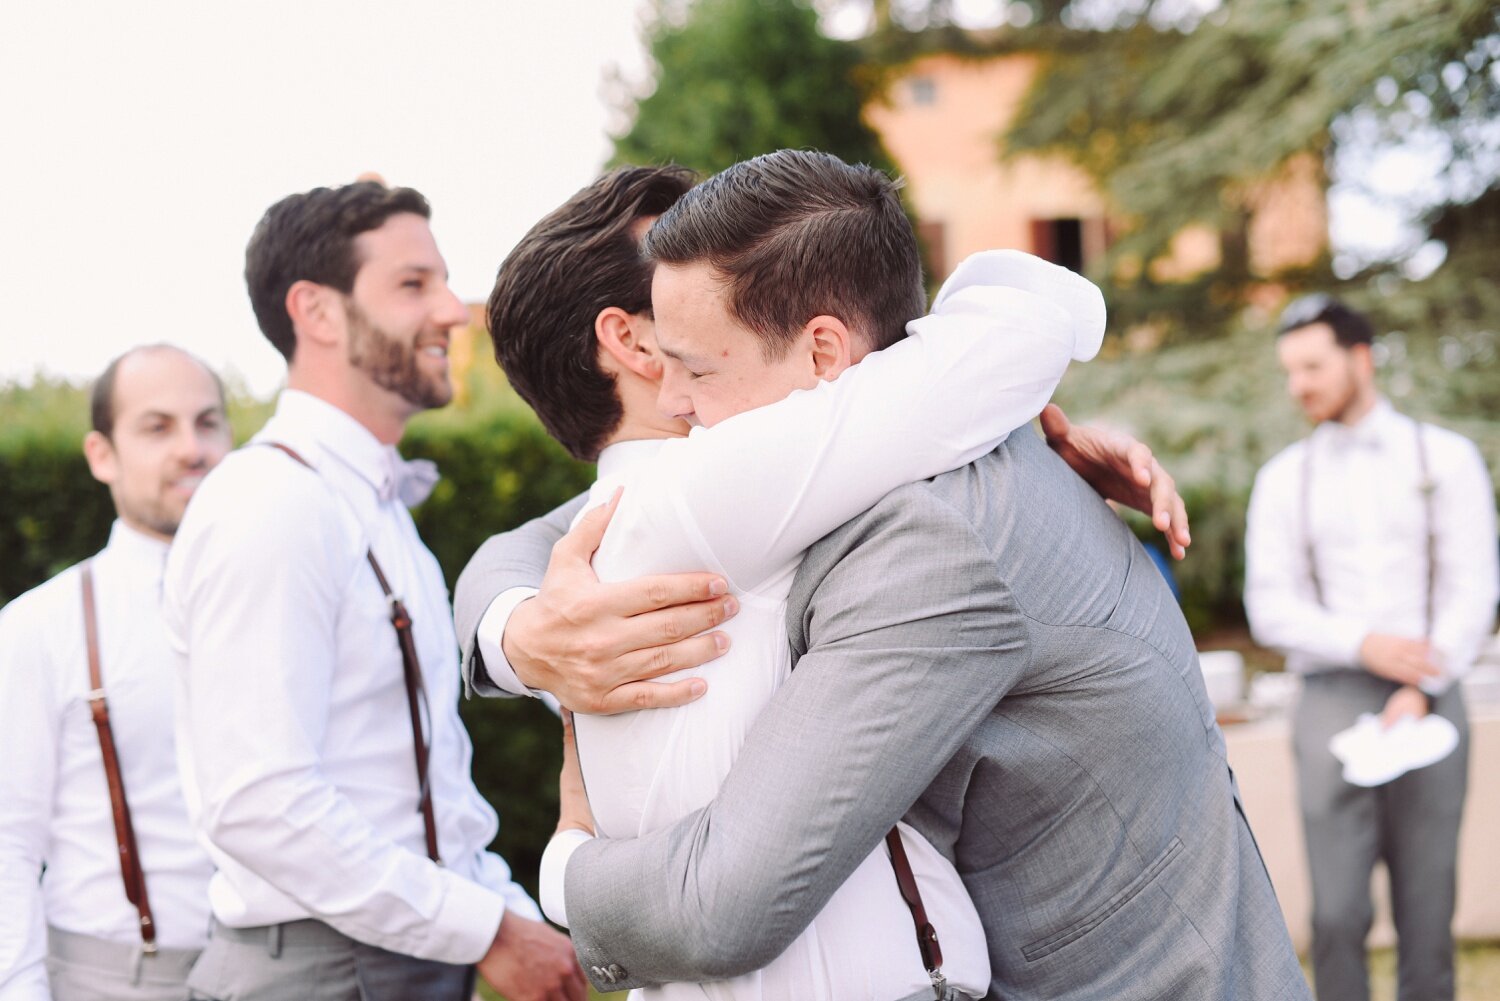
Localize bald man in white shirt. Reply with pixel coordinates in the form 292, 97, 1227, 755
1246, 295, 1499, 1001
0, 345, 230, 1000
161, 181, 585, 1001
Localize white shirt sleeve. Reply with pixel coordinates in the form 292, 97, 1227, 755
538, 829, 593, 928
1244, 456, 1369, 667
605, 252, 1104, 592
171, 476, 504, 965
0, 600, 58, 1001
1426, 435, 1500, 686
475, 588, 541, 698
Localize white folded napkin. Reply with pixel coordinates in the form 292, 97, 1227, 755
1329, 713, 1460, 788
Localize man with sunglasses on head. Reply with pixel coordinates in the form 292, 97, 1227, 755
1246, 294, 1498, 1001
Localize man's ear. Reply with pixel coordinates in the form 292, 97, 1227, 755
1351, 342, 1376, 380
82, 430, 118, 486
285, 280, 341, 351
805, 315, 854, 381
596, 307, 662, 381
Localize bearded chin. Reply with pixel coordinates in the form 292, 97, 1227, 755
347, 315, 452, 411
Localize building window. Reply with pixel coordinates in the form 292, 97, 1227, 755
909, 77, 937, 106
1030, 217, 1086, 273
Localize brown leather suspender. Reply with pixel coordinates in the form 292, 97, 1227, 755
886, 826, 947, 997
362, 547, 442, 863
265, 442, 441, 864
80, 561, 158, 953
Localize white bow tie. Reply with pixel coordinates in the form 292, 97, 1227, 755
380, 456, 440, 507
1326, 422, 1382, 451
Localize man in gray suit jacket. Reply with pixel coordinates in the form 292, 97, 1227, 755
458, 152, 1308, 999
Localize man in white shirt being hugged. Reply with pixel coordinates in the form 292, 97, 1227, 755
0, 345, 229, 1000
1246, 295, 1499, 1001
162, 181, 585, 1001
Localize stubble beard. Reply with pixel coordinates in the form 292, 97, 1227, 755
346, 304, 453, 412
116, 489, 184, 540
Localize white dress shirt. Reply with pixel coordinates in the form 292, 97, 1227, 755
162, 390, 540, 967
0, 522, 214, 1001
1246, 398, 1499, 690
525, 251, 1106, 1000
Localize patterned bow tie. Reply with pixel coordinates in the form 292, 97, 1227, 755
381, 455, 440, 507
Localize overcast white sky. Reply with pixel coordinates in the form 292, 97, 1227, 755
0, 1, 653, 394
0, 0, 1422, 397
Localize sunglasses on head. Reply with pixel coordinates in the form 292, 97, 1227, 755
1277, 293, 1339, 335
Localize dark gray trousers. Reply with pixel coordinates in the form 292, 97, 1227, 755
1293, 672, 1469, 1001
185, 919, 473, 1001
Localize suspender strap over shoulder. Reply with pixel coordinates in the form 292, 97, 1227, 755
885, 826, 947, 998
264, 441, 441, 864
80, 561, 158, 953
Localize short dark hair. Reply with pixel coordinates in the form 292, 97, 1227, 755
1276, 294, 1374, 347
91, 344, 226, 438
245, 181, 431, 361
487, 165, 697, 461
641, 149, 925, 358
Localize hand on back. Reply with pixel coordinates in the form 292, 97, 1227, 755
1040, 404, 1192, 559
503, 488, 739, 714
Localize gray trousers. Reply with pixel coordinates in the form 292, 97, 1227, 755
46, 926, 200, 1001
185, 919, 474, 1001
1293, 671, 1469, 1001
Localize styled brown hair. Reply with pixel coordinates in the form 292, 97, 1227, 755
487, 165, 697, 461
641, 149, 925, 358
244, 181, 431, 361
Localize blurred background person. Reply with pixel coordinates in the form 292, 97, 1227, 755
1244, 295, 1500, 1001
0, 345, 231, 1000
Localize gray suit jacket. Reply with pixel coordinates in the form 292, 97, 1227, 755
454, 430, 1308, 1000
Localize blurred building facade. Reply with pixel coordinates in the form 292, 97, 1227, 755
866, 52, 1328, 283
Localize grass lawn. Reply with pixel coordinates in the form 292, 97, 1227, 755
1336, 942, 1500, 1000
479, 941, 1500, 999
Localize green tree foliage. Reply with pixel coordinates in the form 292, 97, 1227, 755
858, 1, 1499, 339
1002, 1, 1499, 285
612, 0, 895, 174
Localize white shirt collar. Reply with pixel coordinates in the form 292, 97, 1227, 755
105, 518, 170, 583
596, 438, 669, 481
1315, 396, 1397, 451
257, 389, 412, 501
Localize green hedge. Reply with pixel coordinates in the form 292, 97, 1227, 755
0, 399, 594, 899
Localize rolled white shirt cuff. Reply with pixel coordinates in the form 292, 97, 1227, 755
476, 588, 540, 697
423, 871, 509, 964
539, 828, 593, 928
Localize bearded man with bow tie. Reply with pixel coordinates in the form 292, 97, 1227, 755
161, 181, 586, 1001
1245, 295, 1498, 1001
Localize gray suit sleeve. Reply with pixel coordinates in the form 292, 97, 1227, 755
453, 493, 587, 696
563, 488, 1030, 989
